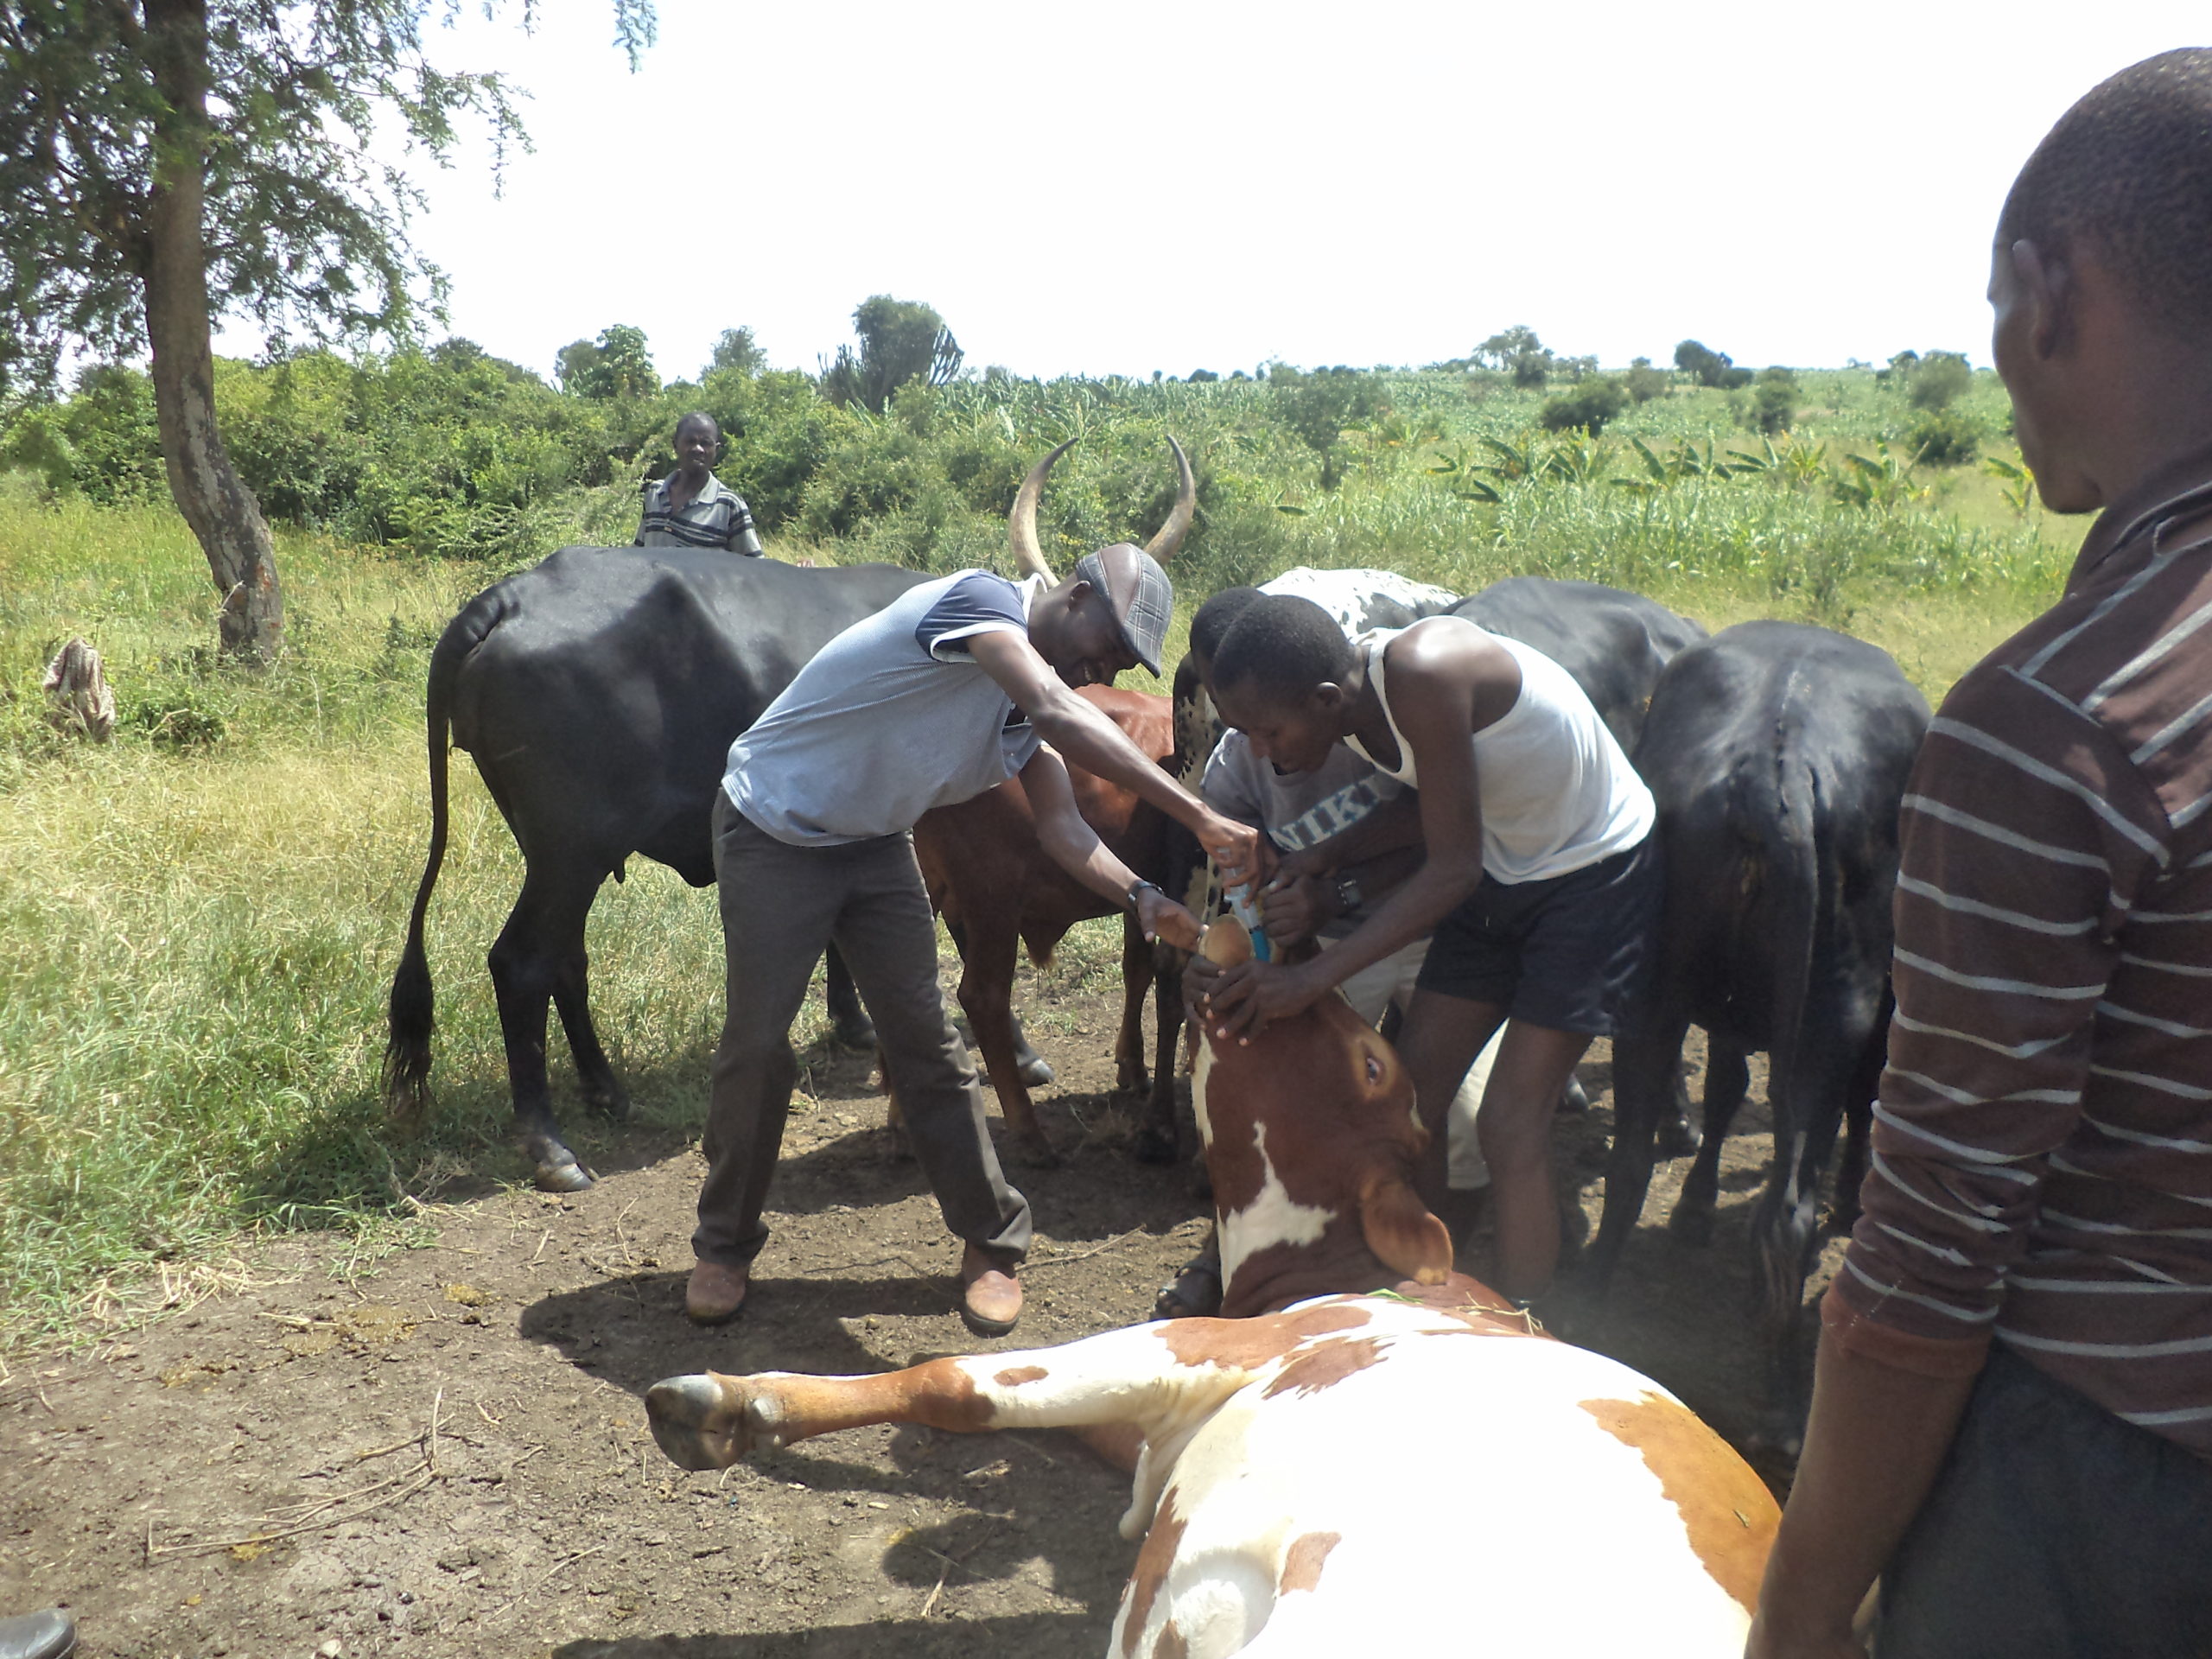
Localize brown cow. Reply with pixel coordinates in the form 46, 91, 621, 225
911, 683, 1179, 1166
650, 919, 1779, 1656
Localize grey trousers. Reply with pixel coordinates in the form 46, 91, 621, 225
1876, 1344, 2212, 1658
692, 794, 1032, 1272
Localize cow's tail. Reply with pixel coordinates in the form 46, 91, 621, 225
384, 595, 495, 1122
1761, 700, 1825, 1148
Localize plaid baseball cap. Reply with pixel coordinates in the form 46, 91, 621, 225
1074, 545, 1173, 676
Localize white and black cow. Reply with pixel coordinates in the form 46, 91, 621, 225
648, 919, 1780, 1656
1584, 620, 1931, 1447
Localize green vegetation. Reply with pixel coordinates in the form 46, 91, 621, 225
0, 353, 2084, 1338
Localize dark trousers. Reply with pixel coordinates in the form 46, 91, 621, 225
1876, 1344, 2212, 1659
692, 794, 1032, 1271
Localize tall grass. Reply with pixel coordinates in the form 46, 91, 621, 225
0, 371, 2084, 1338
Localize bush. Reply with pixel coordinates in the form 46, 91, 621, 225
1538, 378, 1628, 435
1624, 358, 1670, 404
1907, 351, 1973, 412
1751, 367, 1799, 435
1910, 409, 1982, 467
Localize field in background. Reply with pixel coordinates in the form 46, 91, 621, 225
0, 366, 2088, 1337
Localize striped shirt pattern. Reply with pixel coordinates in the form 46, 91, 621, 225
635, 473, 762, 554
1827, 448, 2212, 1458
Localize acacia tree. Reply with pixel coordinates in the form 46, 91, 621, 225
818, 296, 962, 414
0, 0, 653, 660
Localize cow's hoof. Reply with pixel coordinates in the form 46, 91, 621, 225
1556, 1075, 1591, 1115
1657, 1114, 1703, 1159
831, 1015, 878, 1051
645, 1373, 775, 1470
1131, 1126, 1179, 1166
1666, 1203, 1715, 1247
1821, 1202, 1862, 1238
1009, 1132, 1062, 1169
1020, 1055, 1055, 1088
523, 1133, 595, 1192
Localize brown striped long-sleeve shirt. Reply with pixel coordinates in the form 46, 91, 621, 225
1826, 444, 2212, 1459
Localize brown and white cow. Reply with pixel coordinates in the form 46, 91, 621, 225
649, 921, 1779, 1656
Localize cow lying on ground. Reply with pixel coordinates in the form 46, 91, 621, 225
1584, 620, 1931, 1448
649, 919, 1779, 1656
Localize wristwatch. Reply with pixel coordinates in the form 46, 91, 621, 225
1333, 870, 1363, 915
1127, 879, 1163, 913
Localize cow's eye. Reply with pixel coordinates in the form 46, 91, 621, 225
1365, 1053, 1384, 1085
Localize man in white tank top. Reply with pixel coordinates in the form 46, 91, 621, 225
1192, 594, 1661, 1306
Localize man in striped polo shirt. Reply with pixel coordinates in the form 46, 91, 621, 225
635, 412, 764, 555
1752, 51, 2212, 1658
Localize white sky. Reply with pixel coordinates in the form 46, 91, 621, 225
275, 3, 2207, 384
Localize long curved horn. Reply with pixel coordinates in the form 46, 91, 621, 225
1008, 439, 1076, 582
1144, 435, 1197, 563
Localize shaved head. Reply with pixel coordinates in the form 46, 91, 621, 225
2000, 49, 2212, 336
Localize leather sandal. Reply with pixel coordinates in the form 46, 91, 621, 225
959, 1244, 1022, 1336
685, 1259, 748, 1325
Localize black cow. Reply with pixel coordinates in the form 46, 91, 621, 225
385, 547, 937, 1191
1449, 575, 1709, 755
1584, 620, 1931, 1447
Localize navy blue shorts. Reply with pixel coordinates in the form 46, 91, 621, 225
1414, 835, 1661, 1036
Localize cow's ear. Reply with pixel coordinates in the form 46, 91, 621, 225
1200, 918, 1253, 969
1358, 1167, 1453, 1287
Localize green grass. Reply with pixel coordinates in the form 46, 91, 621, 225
0, 371, 2090, 1340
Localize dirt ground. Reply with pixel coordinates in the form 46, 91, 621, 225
1, 959, 1841, 1659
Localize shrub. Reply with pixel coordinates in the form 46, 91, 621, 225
1751, 367, 1799, 435
1475, 326, 1554, 388
1906, 350, 1974, 412
1538, 378, 1628, 435
1624, 358, 1669, 404
1910, 409, 1982, 467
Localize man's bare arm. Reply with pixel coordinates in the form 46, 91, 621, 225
1020, 746, 1201, 950
967, 630, 1270, 890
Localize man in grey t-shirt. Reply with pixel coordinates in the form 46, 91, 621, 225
689, 545, 1264, 1335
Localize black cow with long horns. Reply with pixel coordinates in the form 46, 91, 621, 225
386, 441, 1201, 1193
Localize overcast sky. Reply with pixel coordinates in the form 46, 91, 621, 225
276, 3, 2206, 385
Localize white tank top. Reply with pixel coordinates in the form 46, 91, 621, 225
1344, 623, 1655, 883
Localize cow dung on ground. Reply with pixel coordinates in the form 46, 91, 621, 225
1, 952, 1839, 1657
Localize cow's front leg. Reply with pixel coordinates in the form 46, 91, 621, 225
646, 1322, 1260, 1535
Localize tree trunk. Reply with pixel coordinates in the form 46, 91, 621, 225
142, 0, 283, 663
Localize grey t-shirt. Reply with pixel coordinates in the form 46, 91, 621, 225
1202, 734, 1404, 939
722, 569, 1047, 846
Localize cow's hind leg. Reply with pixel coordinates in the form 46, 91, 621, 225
1115, 909, 1155, 1096
823, 944, 876, 1051
553, 949, 628, 1122
1586, 1011, 1691, 1294
1668, 1035, 1750, 1247
489, 863, 609, 1192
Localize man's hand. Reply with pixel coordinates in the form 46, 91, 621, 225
1135, 887, 1202, 952
1198, 957, 1330, 1041
1744, 1616, 1866, 1659
1259, 873, 1334, 950
1195, 810, 1273, 896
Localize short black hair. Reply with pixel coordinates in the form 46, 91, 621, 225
1211, 594, 1353, 705
2000, 49, 2212, 335
675, 410, 721, 441
1189, 587, 1263, 662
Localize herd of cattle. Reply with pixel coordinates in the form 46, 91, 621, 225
380, 447, 1934, 1651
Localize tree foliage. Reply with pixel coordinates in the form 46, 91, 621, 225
817, 296, 963, 414
556, 324, 658, 401
1624, 357, 1670, 404
1904, 350, 1973, 412
1674, 339, 1754, 390
708, 326, 766, 378
1268, 364, 1388, 489
1751, 366, 1799, 435
1473, 325, 1555, 387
